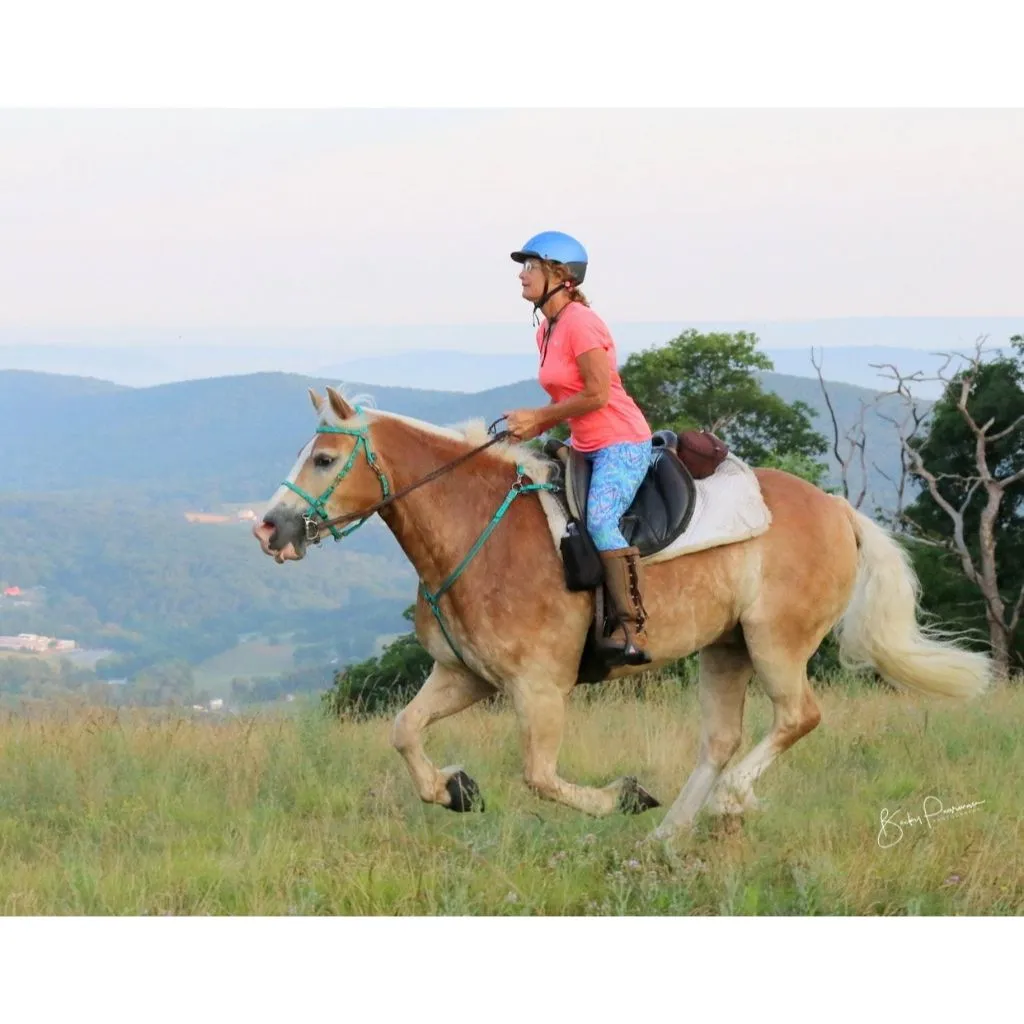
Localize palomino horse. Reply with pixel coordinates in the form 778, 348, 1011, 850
253, 386, 991, 842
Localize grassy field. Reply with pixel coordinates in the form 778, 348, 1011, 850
0, 675, 1020, 915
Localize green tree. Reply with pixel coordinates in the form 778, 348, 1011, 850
126, 659, 196, 707
758, 451, 831, 488
619, 330, 828, 466
322, 604, 433, 718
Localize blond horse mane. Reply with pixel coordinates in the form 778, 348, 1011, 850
318, 384, 554, 483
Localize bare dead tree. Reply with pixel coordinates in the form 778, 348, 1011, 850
872, 337, 1024, 680
871, 371, 933, 528
810, 347, 872, 509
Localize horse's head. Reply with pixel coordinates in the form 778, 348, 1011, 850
253, 386, 390, 563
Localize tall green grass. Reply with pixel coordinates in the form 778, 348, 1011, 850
0, 675, 1019, 915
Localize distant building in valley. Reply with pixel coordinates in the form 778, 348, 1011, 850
0, 633, 77, 653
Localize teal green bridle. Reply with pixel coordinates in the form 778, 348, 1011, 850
278, 409, 558, 663
281, 408, 390, 543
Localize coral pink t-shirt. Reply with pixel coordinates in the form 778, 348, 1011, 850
536, 302, 651, 453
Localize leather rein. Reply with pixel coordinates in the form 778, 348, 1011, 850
295, 415, 516, 544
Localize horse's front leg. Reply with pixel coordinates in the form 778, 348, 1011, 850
391, 662, 495, 811
509, 675, 661, 817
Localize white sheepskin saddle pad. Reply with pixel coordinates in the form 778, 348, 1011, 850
536, 453, 772, 565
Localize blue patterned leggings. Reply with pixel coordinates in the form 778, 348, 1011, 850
584, 439, 653, 551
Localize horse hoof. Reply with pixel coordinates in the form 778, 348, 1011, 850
618, 776, 661, 815
445, 770, 485, 813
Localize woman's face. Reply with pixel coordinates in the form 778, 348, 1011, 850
518, 258, 549, 304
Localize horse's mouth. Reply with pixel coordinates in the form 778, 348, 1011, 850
252, 522, 306, 563
272, 541, 304, 563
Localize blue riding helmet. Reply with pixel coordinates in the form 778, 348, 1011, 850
511, 231, 588, 283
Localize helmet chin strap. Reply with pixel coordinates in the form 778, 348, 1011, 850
531, 274, 568, 326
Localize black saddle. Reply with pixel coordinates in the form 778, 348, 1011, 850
543, 431, 696, 558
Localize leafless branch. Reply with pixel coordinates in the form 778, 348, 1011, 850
853, 410, 869, 509
958, 477, 984, 517
812, 347, 844, 477
887, 506, 949, 546
873, 396, 930, 522
873, 462, 896, 485
870, 350, 959, 390
811, 347, 873, 508
902, 444, 980, 585
1000, 466, 1024, 489
986, 413, 1024, 444
710, 412, 740, 435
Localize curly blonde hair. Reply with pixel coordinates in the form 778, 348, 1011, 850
539, 259, 590, 307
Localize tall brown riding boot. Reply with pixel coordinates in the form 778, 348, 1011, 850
598, 546, 651, 665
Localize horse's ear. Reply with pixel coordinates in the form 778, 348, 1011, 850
308, 387, 324, 413
325, 386, 355, 421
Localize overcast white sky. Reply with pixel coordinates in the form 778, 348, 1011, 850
4, 108, 1022, 335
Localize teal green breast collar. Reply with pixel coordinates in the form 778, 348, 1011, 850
418, 465, 554, 663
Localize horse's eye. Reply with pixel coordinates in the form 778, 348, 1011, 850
313, 453, 335, 469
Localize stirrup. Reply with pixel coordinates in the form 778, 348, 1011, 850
614, 638, 652, 667
596, 627, 652, 667
596, 643, 652, 668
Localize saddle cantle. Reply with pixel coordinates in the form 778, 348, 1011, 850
542, 430, 697, 558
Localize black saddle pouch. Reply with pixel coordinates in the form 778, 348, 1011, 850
560, 519, 604, 591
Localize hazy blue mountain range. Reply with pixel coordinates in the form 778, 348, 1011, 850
318, 345, 993, 397
0, 370, 549, 504
0, 364, 930, 688
2, 316, 1017, 389
1, 367, 917, 512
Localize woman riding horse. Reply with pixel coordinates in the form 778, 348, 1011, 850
252, 240, 990, 838
503, 231, 654, 663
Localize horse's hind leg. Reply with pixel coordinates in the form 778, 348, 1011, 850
702, 509, 847, 820
649, 640, 752, 841
510, 677, 660, 817
391, 662, 495, 812
708, 643, 822, 817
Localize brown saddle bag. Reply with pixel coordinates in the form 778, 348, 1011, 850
675, 430, 730, 479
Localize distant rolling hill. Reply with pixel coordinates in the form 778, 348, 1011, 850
1, 369, 126, 403
317, 343, 1008, 398
0, 370, 547, 504
3, 317, 1019, 388
1, 367, 918, 512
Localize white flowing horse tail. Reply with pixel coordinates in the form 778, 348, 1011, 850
834, 499, 992, 699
